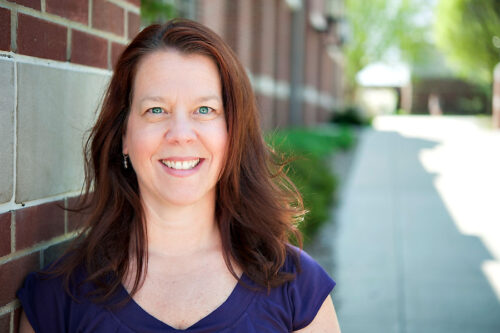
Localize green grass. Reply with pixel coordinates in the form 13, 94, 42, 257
266, 125, 355, 242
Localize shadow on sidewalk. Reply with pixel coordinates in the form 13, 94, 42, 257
309, 129, 500, 333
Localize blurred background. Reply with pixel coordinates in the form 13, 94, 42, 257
141, 1, 500, 331
145, 0, 499, 331
0, 0, 499, 332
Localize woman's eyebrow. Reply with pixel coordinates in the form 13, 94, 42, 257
138, 95, 166, 104
194, 95, 222, 103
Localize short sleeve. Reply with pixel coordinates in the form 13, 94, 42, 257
287, 247, 336, 331
16, 272, 69, 333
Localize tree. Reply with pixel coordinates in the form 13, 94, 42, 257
141, 0, 178, 26
434, 0, 500, 86
343, 0, 433, 97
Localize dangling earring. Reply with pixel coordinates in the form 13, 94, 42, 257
123, 154, 129, 169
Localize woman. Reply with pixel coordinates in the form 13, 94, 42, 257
18, 19, 341, 332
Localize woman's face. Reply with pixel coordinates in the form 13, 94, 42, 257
123, 50, 227, 209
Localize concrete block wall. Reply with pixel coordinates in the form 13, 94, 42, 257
0, 1, 140, 331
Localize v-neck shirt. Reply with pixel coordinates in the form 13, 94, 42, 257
17, 247, 335, 332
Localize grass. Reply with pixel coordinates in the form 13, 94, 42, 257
266, 125, 355, 242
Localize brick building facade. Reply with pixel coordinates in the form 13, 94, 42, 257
0, 1, 343, 331
195, 0, 343, 129
0, 1, 140, 331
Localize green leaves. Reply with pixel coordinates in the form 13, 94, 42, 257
141, 0, 178, 26
434, 0, 500, 85
266, 126, 355, 242
343, 0, 433, 93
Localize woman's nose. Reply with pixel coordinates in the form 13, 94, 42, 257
165, 113, 196, 144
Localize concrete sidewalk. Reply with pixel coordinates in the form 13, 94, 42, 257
315, 116, 500, 332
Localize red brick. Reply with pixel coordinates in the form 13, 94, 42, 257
253, 0, 275, 76
275, 0, 291, 82
9, 0, 41, 10
128, 12, 140, 40
276, 99, 290, 127
0, 7, 10, 51
111, 42, 125, 70
234, 0, 253, 68
13, 307, 21, 333
15, 201, 65, 251
0, 212, 11, 257
71, 30, 107, 69
250, 0, 262, 73
17, 14, 67, 61
67, 196, 90, 232
0, 312, 9, 333
0, 253, 39, 307
92, 0, 124, 36
46, 0, 88, 25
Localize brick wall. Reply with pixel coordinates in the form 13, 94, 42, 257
0, 1, 140, 331
274, 0, 292, 128
251, 0, 277, 130
197, 0, 343, 130
303, 12, 321, 126
0, 0, 343, 330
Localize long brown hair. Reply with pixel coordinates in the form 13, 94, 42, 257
57, 18, 304, 301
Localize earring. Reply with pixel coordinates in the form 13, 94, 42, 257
123, 154, 129, 169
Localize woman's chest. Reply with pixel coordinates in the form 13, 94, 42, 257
128, 267, 240, 329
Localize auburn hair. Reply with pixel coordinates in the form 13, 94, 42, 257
55, 18, 305, 301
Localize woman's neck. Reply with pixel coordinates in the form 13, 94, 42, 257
140, 192, 221, 258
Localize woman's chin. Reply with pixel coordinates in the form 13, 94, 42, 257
157, 189, 215, 208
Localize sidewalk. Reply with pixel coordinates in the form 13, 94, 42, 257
311, 116, 500, 332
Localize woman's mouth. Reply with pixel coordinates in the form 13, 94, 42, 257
161, 158, 201, 170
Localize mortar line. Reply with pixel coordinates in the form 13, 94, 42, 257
0, 300, 20, 317
9, 310, 13, 333
0, 231, 80, 265
88, 0, 92, 27
0, 0, 128, 44
64, 197, 68, 234
107, 39, 111, 70
10, 211, 15, 253
9, 6, 17, 52
40, 249, 44, 269
124, 8, 128, 40
66, 28, 72, 61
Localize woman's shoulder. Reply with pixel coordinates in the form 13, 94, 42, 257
237, 245, 335, 331
17, 256, 91, 301
17, 259, 125, 332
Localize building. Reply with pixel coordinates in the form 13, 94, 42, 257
168, 0, 344, 129
0, 1, 343, 330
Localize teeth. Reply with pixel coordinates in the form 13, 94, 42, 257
162, 159, 200, 170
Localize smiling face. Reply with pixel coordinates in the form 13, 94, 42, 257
122, 50, 227, 210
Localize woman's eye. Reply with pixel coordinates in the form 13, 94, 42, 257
197, 106, 213, 115
148, 107, 164, 114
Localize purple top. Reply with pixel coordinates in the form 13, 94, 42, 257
17, 247, 335, 332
